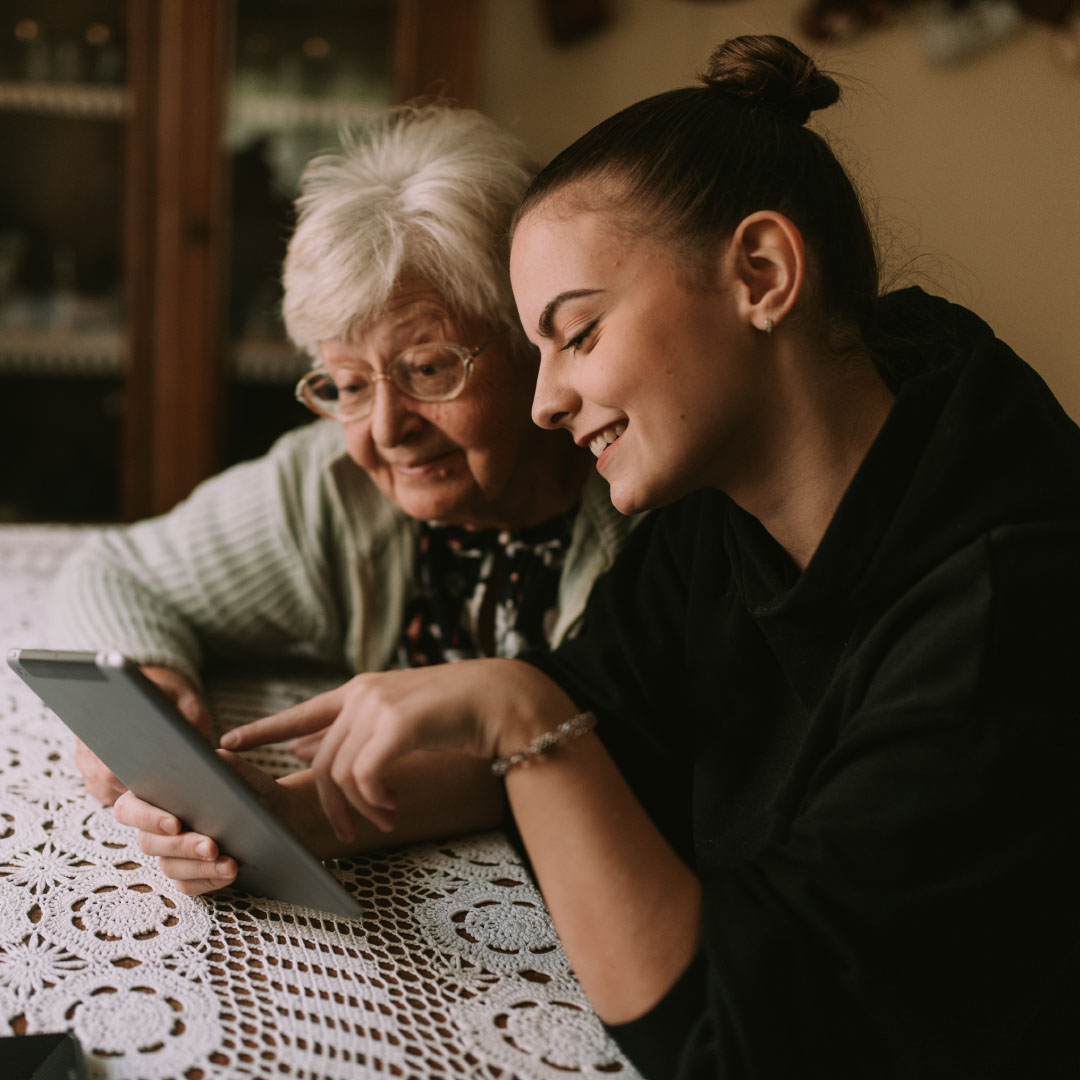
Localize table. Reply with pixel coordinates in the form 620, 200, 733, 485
0, 526, 641, 1080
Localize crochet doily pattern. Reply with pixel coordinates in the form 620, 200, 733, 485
0, 527, 641, 1080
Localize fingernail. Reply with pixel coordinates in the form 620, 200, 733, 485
219, 731, 237, 748
161, 817, 179, 835
216, 860, 233, 876
197, 841, 213, 858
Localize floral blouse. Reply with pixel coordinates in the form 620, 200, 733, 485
397, 513, 575, 666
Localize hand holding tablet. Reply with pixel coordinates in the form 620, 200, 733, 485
7, 648, 363, 918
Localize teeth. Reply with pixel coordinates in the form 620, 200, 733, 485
588, 423, 626, 458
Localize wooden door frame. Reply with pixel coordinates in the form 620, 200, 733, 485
125, 0, 232, 520
393, 0, 480, 106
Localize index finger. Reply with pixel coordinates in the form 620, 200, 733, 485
219, 686, 345, 750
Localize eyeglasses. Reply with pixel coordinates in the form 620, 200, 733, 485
294, 330, 507, 423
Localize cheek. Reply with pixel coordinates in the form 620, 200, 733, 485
460, 411, 526, 476
427, 402, 486, 453
574, 352, 637, 410
460, 372, 535, 447
342, 423, 375, 467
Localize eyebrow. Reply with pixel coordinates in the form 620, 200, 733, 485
391, 308, 448, 335
537, 289, 603, 339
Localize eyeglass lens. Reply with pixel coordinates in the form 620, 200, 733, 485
305, 346, 467, 417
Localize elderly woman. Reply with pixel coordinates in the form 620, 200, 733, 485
51, 103, 634, 891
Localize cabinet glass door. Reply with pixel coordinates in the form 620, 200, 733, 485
0, 0, 128, 521
223, 0, 394, 467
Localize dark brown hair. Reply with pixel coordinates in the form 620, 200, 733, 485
512, 35, 878, 329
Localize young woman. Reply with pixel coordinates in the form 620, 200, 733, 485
206, 35, 1079, 1077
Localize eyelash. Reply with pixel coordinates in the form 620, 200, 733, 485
561, 320, 598, 353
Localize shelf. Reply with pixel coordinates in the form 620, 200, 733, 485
0, 328, 308, 385
0, 80, 390, 130
230, 90, 387, 132
0, 79, 129, 120
230, 337, 309, 385
0, 328, 124, 376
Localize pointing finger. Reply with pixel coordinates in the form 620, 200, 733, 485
220, 686, 345, 749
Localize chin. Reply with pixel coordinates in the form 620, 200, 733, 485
610, 476, 685, 516
393, 485, 478, 525
609, 486, 650, 517
397, 496, 466, 523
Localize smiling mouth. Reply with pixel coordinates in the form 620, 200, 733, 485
390, 448, 459, 474
587, 423, 626, 459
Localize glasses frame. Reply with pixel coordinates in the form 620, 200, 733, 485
294, 329, 507, 423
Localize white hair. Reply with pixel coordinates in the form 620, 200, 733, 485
282, 103, 539, 358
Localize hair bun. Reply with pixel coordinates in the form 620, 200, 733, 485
700, 34, 840, 126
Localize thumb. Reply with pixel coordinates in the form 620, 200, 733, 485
176, 689, 213, 736
141, 666, 213, 736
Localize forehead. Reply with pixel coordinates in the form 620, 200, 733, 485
318, 282, 466, 366
316, 287, 452, 369
512, 207, 630, 290
514, 195, 626, 254
511, 203, 655, 337
352, 281, 460, 340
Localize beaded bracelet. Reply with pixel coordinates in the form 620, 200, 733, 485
489, 711, 598, 776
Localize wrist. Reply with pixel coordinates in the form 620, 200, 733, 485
492, 660, 581, 759
491, 710, 598, 776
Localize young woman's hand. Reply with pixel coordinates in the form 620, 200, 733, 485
219, 683, 349, 761
284, 658, 578, 841
75, 666, 211, 805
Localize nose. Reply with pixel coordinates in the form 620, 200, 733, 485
531, 353, 580, 431
367, 376, 423, 448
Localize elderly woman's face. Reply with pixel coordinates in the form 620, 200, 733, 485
318, 281, 541, 527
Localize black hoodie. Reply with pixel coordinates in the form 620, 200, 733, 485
530, 289, 1080, 1079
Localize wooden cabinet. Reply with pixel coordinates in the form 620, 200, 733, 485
0, 0, 479, 522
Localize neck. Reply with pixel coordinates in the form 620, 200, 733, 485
723, 345, 895, 571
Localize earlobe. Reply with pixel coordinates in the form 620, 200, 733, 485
728, 211, 805, 334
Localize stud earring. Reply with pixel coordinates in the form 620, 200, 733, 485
764, 318, 774, 336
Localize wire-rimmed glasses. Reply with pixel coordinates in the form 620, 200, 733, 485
295, 330, 507, 422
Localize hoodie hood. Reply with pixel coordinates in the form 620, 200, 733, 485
735, 287, 1080, 616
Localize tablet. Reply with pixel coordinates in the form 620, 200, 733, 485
6, 648, 363, 919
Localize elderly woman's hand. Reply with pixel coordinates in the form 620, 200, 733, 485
112, 753, 425, 894
112, 752, 294, 896
113, 778, 240, 896
271, 659, 578, 841
76, 666, 211, 805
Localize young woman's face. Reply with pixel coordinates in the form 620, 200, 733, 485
511, 204, 763, 515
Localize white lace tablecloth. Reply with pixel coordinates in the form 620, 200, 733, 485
0, 526, 641, 1080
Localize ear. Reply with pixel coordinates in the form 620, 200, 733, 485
725, 211, 805, 334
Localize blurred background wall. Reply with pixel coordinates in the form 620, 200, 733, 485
478, 0, 1080, 419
